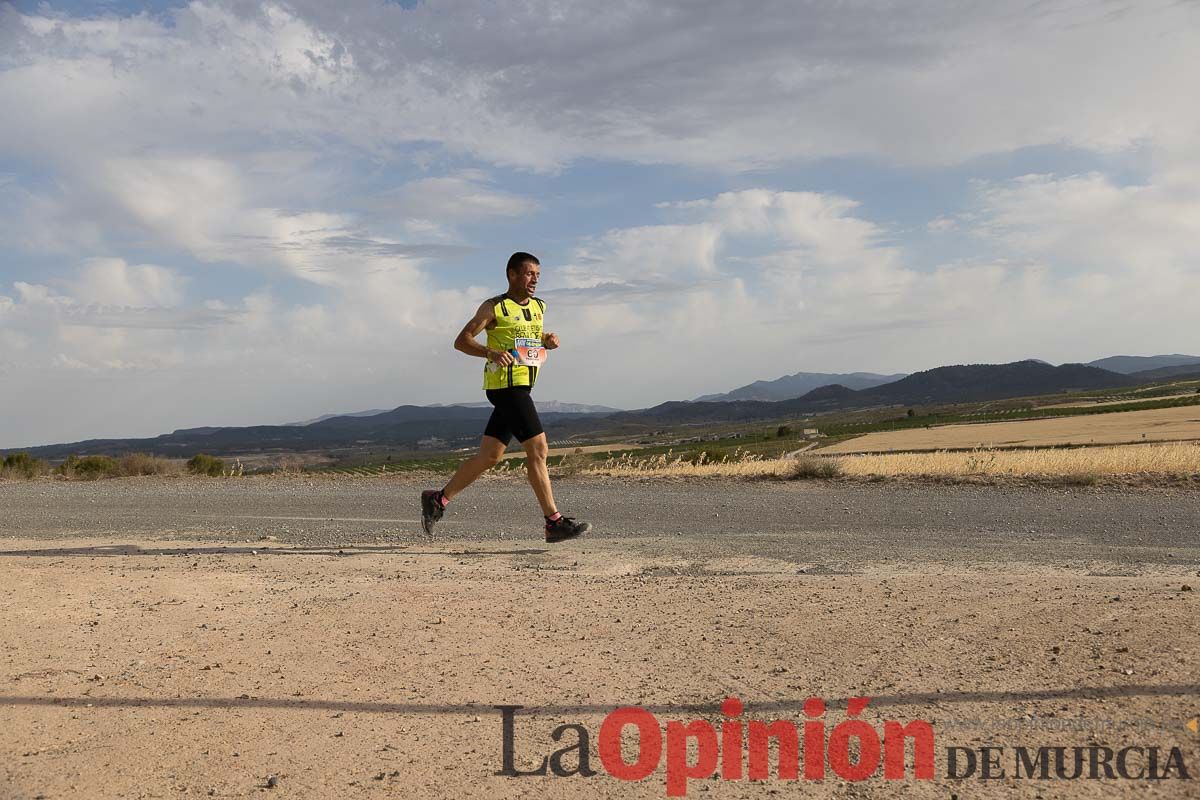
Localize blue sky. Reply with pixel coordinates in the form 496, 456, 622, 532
1, 1, 1198, 447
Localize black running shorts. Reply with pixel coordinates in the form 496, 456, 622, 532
483, 386, 544, 445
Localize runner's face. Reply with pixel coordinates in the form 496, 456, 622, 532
510, 262, 539, 296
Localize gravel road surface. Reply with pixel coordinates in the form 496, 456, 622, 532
3, 474, 1199, 570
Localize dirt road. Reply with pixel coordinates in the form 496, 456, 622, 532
2, 475, 1198, 798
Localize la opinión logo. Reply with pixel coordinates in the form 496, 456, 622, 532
497, 697, 934, 796
495, 697, 1192, 796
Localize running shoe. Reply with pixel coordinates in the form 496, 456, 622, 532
545, 516, 591, 543
421, 489, 445, 535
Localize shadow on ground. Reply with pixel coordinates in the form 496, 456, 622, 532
2, 685, 1196, 716
0, 544, 547, 558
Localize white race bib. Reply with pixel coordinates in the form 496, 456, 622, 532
512, 337, 546, 367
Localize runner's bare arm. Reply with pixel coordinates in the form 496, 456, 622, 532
454, 301, 514, 365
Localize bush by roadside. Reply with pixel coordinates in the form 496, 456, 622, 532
52, 453, 179, 480
56, 455, 120, 480
187, 453, 227, 477
1, 452, 50, 480
786, 456, 844, 480
119, 453, 177, 476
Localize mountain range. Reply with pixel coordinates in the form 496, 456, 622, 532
1083, 354, 1200, 374
287, 400, 618, 426
8, 355, 1199, 459
696, 371, 907, 402
696, 355, 1199, 403
589, 360, 1141, 429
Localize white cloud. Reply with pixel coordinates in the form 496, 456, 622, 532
375, 170, 539, 223
665, 190, 888, 265
3, 1, 1197, 173
68, 258, 186, 308
974, 172, 1200, 273
0, 252, 494, 445
561, 224, 721, 289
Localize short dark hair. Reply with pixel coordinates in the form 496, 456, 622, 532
506, 251, 539, 277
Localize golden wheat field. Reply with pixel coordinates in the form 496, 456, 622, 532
582, 441, 1200, 480
819, 403, 1200, 454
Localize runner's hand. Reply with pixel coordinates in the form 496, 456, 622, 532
487, 348, 515, 366
542, 332, 560, 350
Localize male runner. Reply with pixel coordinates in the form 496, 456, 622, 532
421, 252, 592, 543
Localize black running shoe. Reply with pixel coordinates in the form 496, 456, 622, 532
421, 490, 445, 534
545, 516, 591, 543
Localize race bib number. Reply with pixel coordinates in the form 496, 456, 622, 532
512, 337, 546, 367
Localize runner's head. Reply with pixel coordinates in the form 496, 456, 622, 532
506, 251, 540, 299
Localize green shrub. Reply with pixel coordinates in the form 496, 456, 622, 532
776, 425, 792, 438
56, 454, 120, 480
1, 452, 50, 479
187, 453, 226, 477
787, 456, 843, 480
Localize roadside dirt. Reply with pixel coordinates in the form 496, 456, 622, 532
2, 476, 1198, 798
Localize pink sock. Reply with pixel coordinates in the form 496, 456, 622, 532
438, 491, 450, 508
547, 512, 562, 522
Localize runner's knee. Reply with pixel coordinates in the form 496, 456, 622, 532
479, 439, 506, 466
524, 436, 548, 462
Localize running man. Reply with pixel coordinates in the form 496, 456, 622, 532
421, 252, 592, 543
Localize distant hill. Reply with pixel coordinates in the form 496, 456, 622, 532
592, 360, 1136, 428
433, 400, 621, 414
1126, 364, 1200, 382
290, 400, 617, 425
845, 360, 1132, 406
1085, 354, 1200, 375
696, 371, 907, 402
15, 404, 610, 460
286, 409, 391, 426
4, 360, 1149, 459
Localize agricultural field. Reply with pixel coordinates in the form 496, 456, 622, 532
1038, 392, 1200, 409
820, 403, 1200, 454
500, 441, 648, 460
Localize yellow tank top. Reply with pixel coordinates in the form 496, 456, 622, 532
483, 294, 545, 390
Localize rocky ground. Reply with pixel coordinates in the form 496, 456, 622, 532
2, 474, 1198, 798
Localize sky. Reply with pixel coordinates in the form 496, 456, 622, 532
1, 0, 1199, 448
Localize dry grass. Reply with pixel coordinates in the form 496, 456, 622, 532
580, 442, 1200, 482
836, 441, 1200, 478
587, 449, 810, 479
118, 453, 179, 476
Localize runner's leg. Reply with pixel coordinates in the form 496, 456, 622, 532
442, 435, 507, 501
521, 432, 557, 517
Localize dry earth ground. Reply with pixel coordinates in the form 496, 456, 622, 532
2, 475, 1199, 799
